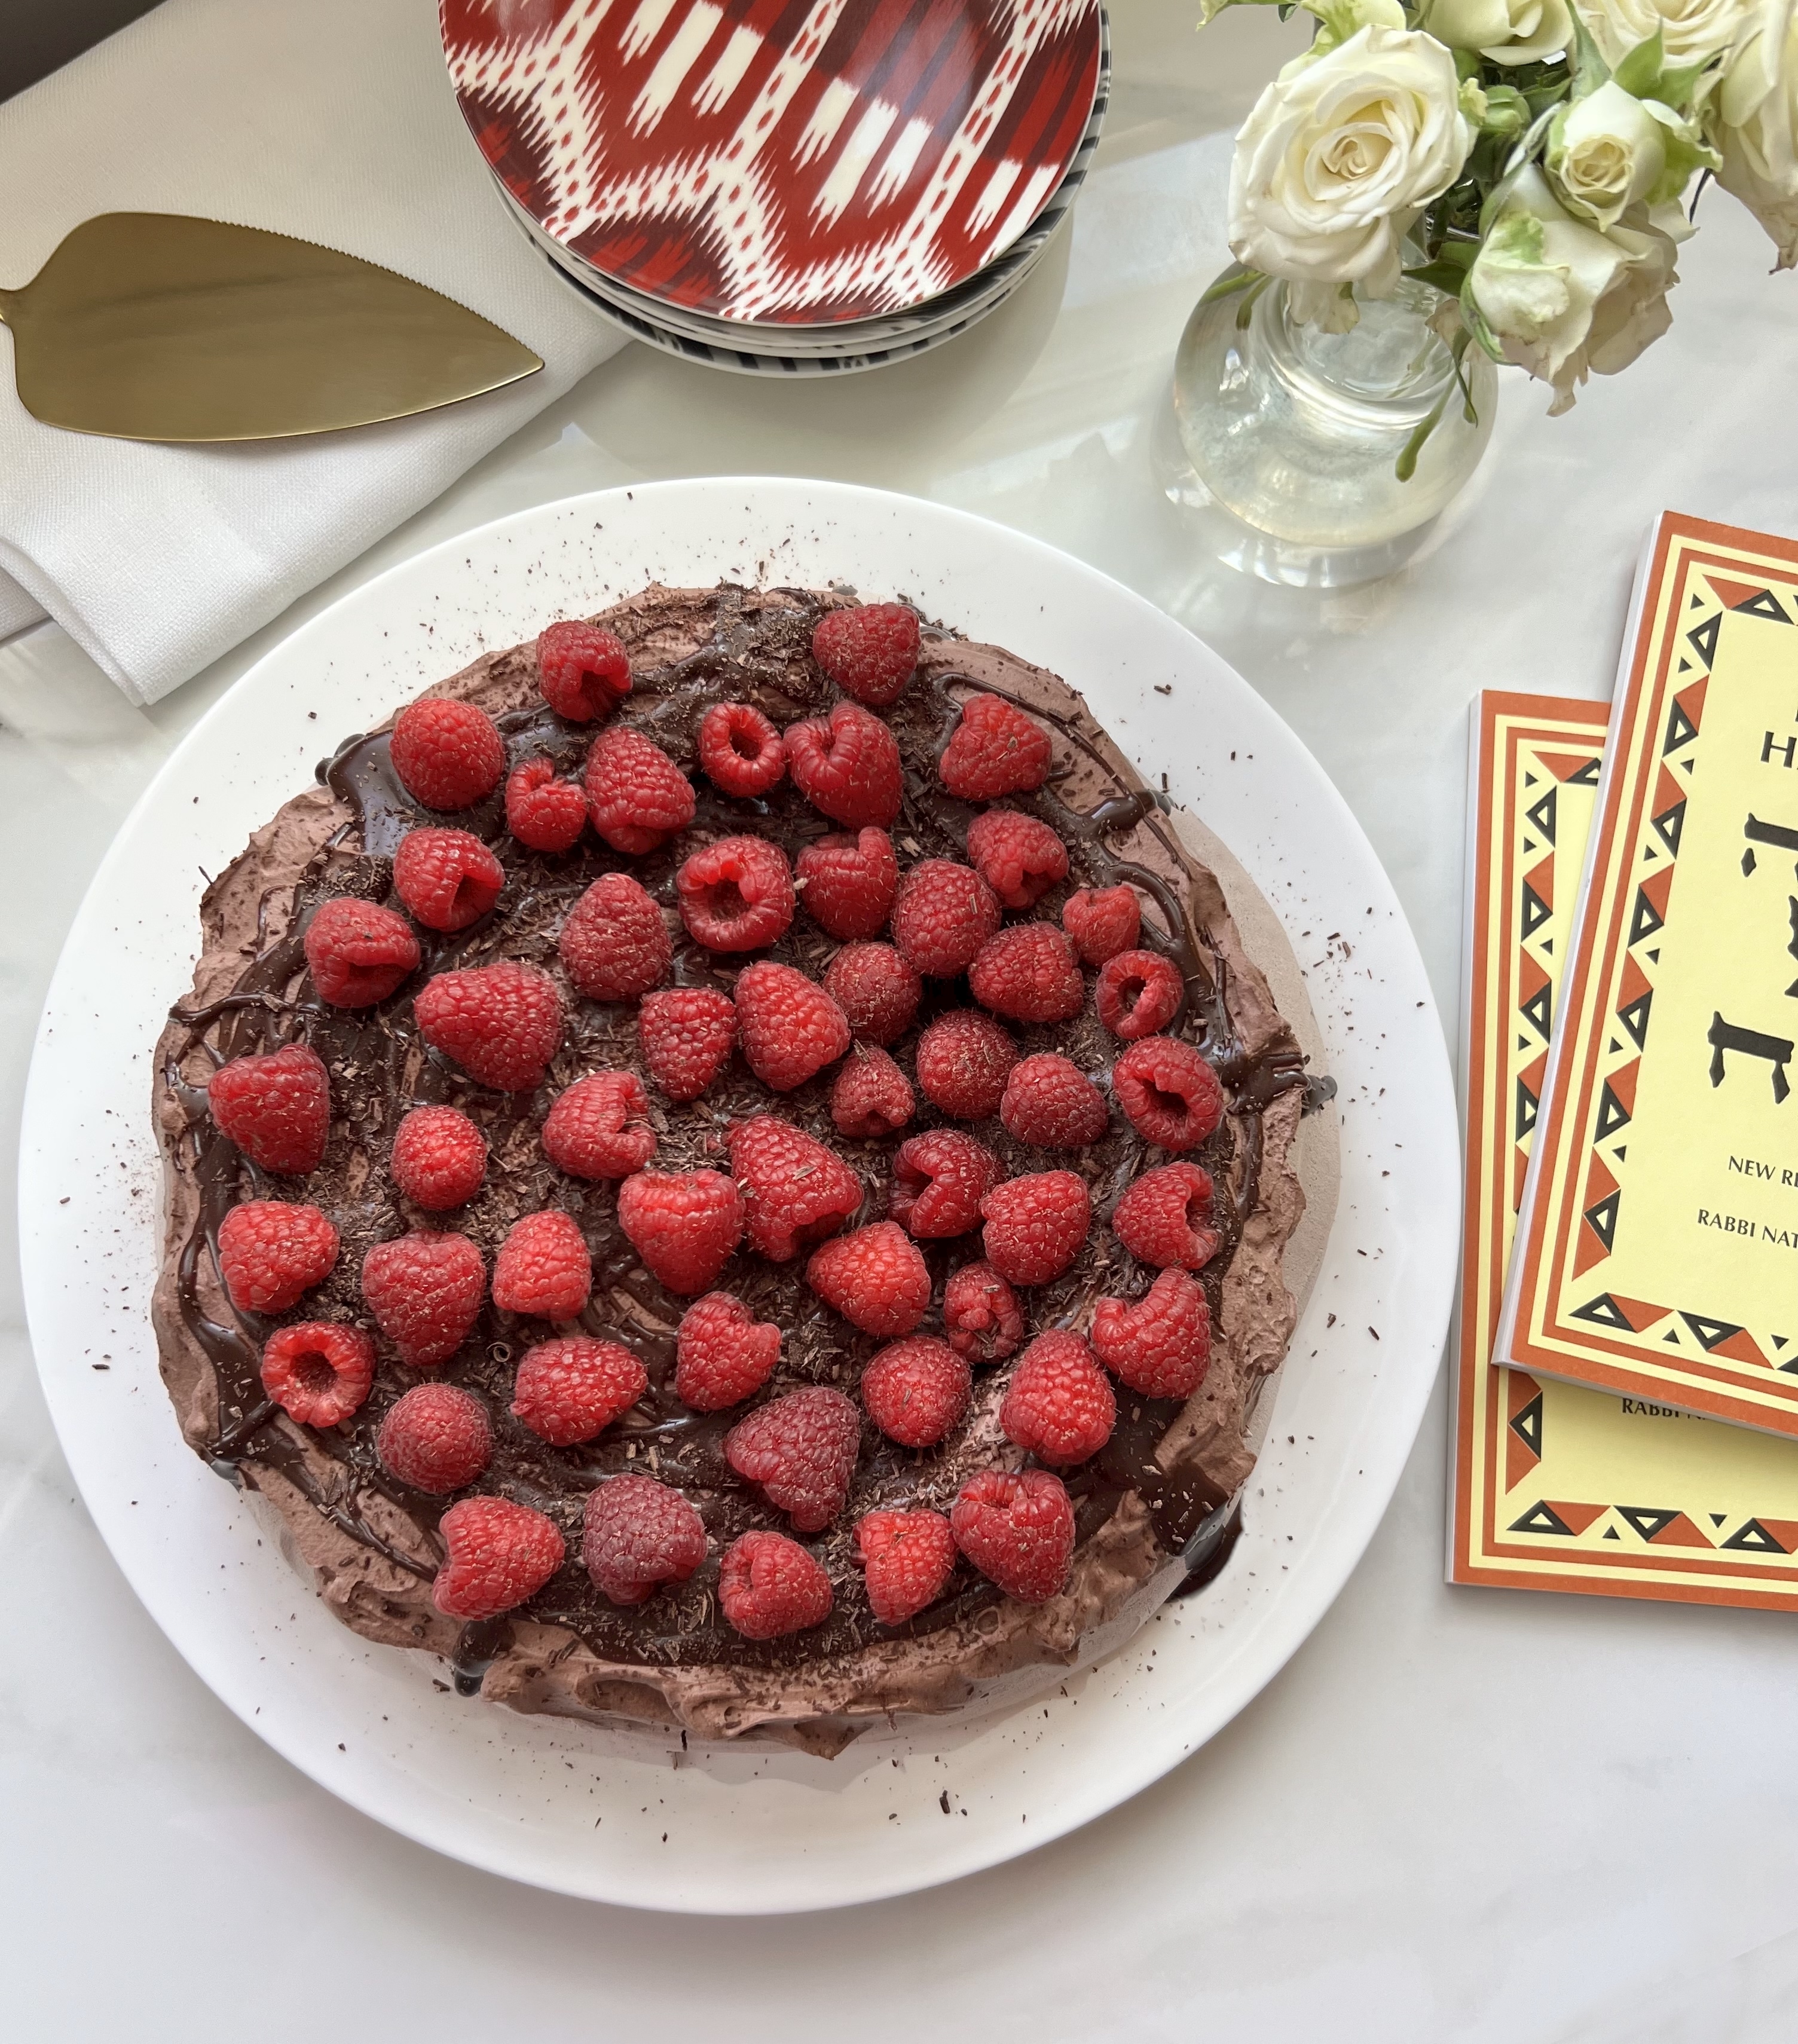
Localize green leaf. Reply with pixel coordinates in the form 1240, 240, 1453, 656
1567, 10, 1612, 99
1458, 271, 1506, 363
1610, 29, 1665, 99
1655, 55, 1717, 107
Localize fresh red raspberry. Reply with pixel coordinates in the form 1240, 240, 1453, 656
583, 1474, 707, 1605
414, 960, 562, 1091
860, 1336, 970, 1447
822, 941, 921, 1045
492, 1208, 592, 1319
637, 986, 736, 1100
259, 1321, 375, 1428
796, 827, 897, 940
677, 835, 795, 951
432, 1496, 565, 1619
558, 871, 671, 1002
1113, 1036, 1224, 1150
727, 1114, 862, 1260
806, 1221, 930, 1336
733, 960, 851, 1092
583, 726, 696, 854
855, 1508, 956, 1624
390, 698, 506, 812
697, 700, 785, 797
812, 601, 919, 707
391, 827, 504, 934
785, 700, 902, 828
304, 896, 420, 1008
1111, 1161, 1221, 1269
941, 1260, 1025, 1361
674, 1290, 781, 1410
536, 619, 630, 722
980, 1170, 1090, 1286
889, 1130, 1002, 1238
999, 1053, 1109, 1148
616, 1168, 743, 1295
914, 1009, 1017, 1120
376, 1381, 492, 1492
999, 1329, 1115, 1466
207, 1042, 329, 1174
891, 858, 1002, 977
723, 1386, 861, 1531
542, 1071, 656, 1179
510, 1333, 646, 1444
938, 694, 1053, 801
965, 809, 1069, 909
968, 923, 1084, 1024
1097, 949, 1184, 1041
216, 1200, 339, 1313
950, 1468, 1075, 1603
506, 757, 588, 854
718, 1529, 833, 1640
1091, 1269, 1213, 1399
830, 1045, 915, 1139
390, 1104, 487, 1210
360, 1228, 486, 1367
1063, 885, 1142, 965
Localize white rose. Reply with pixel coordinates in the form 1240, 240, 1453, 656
1546, 79, 1669, 224
1422, 0, 1574, 64
1574, 0, 1757, 68
1712, 0, 1798, 264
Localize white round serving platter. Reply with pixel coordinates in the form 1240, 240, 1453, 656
19, 479, 1458, 1915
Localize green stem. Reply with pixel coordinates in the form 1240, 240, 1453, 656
1234, 274, 1272, 331
1198, 265, 1262, 306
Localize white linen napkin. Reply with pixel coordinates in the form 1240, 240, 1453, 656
0, 0, 626, 706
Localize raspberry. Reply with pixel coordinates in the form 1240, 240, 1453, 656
583, 1474, 707, 1605
536, 619, 630, 721
889, 1130, 1002, 1238
1000, 1053, 1108, 1148
938, 693, 1052, 801
806, 1220, 930, 1336
1091, 1268, 1212, 1399
822, 941, 921, 1045
207, 1042, 328, 1174
830, 1045, 915, 1139
812, 601, 919, 707
259, 1321, 375, 1428
637, 986, 736, 1101
392, 827, 504, 933
542, 1071, 656, 1179
855, 1508, 956, 1624
390, 1104, 488, 1210
506, 757, 588, 855
697, 700, 784, 797
584, 725, 695, 854
796, 827, 897, 940
1111, 1161, 1221, 1269
728, 1115, 862, 1260
510, 1333, 646, 1444
376, 1381, 492, 1492
1113, 1036, 1224, 1150
968, 923, 1084, 1024
216, 1200, 339, 1313
432, 1496, 565, 1619
723, 1386, 861, 1531
860, 1336, 970, 1447
733, 960, 851, 1092
677, 835, 795, 951
891, 859, 1001, 977
914, 1009, 1017, 1119
980, 1170, 1090, 1286
304, 896, 420, 1008
999, 1329, 1115, 1466
1063, 885, 1142, 965
674, 1290, 781, 1410
415, 960, 562, 1091
965, 809, 1068, 909
785, 700, 902, 828
950, 1468, 1075, 1603
360, 1228, 486, 1367
390, 698, 507, 812
1097, 949, 1184, 1041
558, 871, 671, 1002
718, 1529, 833, 1640
941, 1260, 1024, 1361
492, 1208, 592, 1319
616, 1168, 743, 1295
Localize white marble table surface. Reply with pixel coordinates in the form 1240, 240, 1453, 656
7, 5, 1798, 2037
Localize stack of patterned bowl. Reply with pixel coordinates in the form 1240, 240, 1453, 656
440, 0, 1108, 377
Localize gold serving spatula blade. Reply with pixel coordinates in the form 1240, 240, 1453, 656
0, 213, 542, 443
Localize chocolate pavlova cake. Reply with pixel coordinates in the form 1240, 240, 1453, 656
152, 582, 1330, 1755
